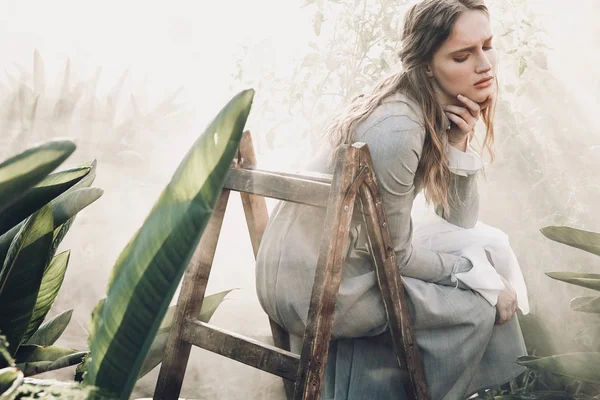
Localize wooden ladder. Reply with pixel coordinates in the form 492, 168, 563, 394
153, 130, 428, 400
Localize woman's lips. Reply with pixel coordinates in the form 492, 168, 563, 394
474, 78, 493, 88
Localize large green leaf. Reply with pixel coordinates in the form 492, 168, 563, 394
158, 289, 234, 335
25, 309, 73, 347
546, 272, 600, 292
47, 160, 97, 260
49, 220, 75, 261
55, 160, 97, 201
0, 205, 54, 355
540, 226, 600, 257
138, 289, 234, 378
25, 309, 73, 348
21, 251, 71, 344
570, 296, 600, 313
0, 187, 103, 265
14, 345, 86, 377
0, 167, 89, 235
516, 353, 600, 384
15, 344, 79, 363
574, 323, 600, 353
518, 312, 556, 357
0, 140, 75, 215
84, 89, 254, 398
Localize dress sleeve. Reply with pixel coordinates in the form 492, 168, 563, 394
362, 115, 473, 287
434, 144, 484, 229
440, 143, 507, 306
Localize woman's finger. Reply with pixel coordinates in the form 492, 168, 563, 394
443, 105, 473, 122
445, 112, 470, 132
498, 312, 507, 324
457, 94, 481, 117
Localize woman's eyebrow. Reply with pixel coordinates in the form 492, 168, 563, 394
449, 35, 494, 54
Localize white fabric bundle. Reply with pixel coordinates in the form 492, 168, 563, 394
410, 143, 530, 314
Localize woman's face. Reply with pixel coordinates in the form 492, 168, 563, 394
426, 10, 496, 106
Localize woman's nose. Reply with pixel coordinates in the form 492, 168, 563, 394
476, 56, 493, 74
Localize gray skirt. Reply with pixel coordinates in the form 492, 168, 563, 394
256, 201, 527, 400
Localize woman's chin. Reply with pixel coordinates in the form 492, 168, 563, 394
469, 88, 493, 104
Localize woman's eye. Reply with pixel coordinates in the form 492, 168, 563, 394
454, 46, 493, 62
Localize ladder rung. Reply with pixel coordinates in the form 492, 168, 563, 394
182, 318, 300, 381
224, 168, 331, 207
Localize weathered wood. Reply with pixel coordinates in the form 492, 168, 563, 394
224, 168, 330, 208
153, 131, 429, 400
153, 191, 231, 400
237, 131, 295, 399
356, 144, 428, 400
263, 169, 332, 184
295, 145, 361, 400
182, 319, 300, 381
237, 131, 270, 255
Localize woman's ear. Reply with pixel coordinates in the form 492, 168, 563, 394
425, 64, 434, 78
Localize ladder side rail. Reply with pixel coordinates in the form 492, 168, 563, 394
153, 191, 231, 400
356, 144, 428, 400
294, 144, 362, 400
237, 131, 295, 399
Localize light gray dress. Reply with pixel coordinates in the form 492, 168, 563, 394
255, 92, 527, 399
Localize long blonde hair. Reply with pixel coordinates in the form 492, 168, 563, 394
323, 0, 497, 216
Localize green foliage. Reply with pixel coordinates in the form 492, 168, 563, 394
137, 289, 235, 379
25, 309, 73, 347
231, 0, 549, 154
0, 168, 89, 236
0, 205, 54, 355
2, 378, 114, 400
83, 89, 254, 399
22, 255, 72, 345
0, 367, 23, 397
0, 50, 193, 166
541, 227, 600, 258
0, 335, 14, 369
517, 353, 600, 385
471, 225, 600, 399
0, 140, 103, 381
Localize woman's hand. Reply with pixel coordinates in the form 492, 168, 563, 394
442, 94, 493, 148
495, 275, 518, 325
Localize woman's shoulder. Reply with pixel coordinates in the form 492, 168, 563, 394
357, 92, 424, 133
354, 91, 426, 150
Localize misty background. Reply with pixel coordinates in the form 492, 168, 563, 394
0, 0, 598, 398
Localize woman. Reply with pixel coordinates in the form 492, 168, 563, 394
256, 0, 528, 398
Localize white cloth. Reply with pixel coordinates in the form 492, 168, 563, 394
410, 143, 530, 314
447, 138, 485, 177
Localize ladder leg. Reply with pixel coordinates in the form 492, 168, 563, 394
295, 145, 361, 400
356, 145, 428, 400
237, 130, 295, 399
238, 130, 269, 254
153, 191, 231, 400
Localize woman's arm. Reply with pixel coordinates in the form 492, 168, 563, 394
360, 115, 474, 286
434, 144, 483, 229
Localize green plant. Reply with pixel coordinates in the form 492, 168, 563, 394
0, 142, 103, 382
472, 226, 600, 399
80, 88, 254, 399
1, 50, 192, 165
231, 0, 548, 154
73, 289, 235, 382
